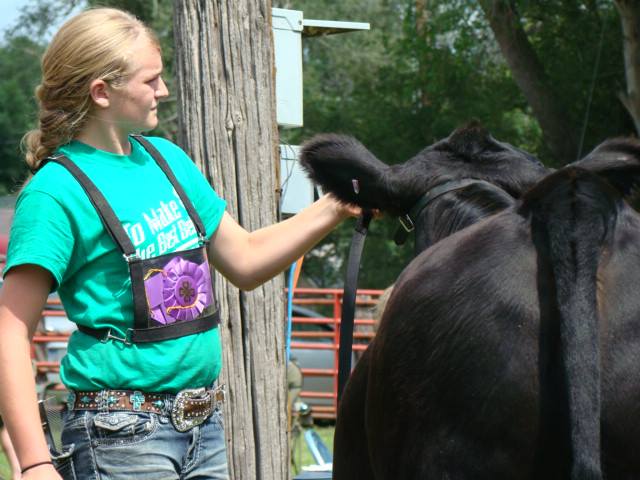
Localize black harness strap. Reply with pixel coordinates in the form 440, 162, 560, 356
337, 210, 373, 404
78, 313, 221, 344
47, 136, 217, 343
130, 312, 220, 343
394, 178, 493, 245
131, 135, 207, 238
129, 259, 148, 332
45, 154, 150, 328
45, 155, 137, 257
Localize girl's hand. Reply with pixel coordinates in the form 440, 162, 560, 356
334, 199, 362, 219
326, 194, 381, 220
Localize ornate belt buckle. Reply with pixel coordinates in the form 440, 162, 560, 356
171, 387, 211, 432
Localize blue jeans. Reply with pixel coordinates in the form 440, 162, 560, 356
57, 407, 229, 479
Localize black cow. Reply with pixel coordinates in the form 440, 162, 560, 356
300, 124, 640, 479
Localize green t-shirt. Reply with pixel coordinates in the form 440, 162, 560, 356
4, 137, 226, 393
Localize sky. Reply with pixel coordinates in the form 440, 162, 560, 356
0, 0, 82, 39
0, 0, 28, 37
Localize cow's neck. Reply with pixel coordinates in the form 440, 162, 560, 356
412, 181, 514, 256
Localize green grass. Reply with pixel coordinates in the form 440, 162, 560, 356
0, 450, 11, 479
291, 424, 334, 476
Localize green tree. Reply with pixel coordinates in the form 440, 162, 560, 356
0, 0, 85, 194
613, 0, 640, 136
479, 0, 631, 163
274, 0, 635, 287
275, 0, 538, 287
0, 35, 44, 194
0, 0, 177, 195
280, 0, 631, 164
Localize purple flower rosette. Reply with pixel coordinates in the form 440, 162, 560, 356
144, 255, 213, 325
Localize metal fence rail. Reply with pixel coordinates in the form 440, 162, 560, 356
30, 288, 384, 419
289, 288, 382, 419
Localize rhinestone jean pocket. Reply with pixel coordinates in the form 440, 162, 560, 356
92, 412, 158, 447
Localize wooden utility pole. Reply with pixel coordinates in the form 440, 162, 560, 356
173, 2, 288, 479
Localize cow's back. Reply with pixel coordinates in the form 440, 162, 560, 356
364, 205, 640, 479
597, 205, 640, 478
367, 210, 540, 478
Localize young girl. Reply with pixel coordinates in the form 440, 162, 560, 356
0, 8, 359, 480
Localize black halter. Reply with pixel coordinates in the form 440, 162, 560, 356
393, 178, 497, 245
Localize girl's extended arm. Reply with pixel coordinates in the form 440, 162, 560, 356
209, 194, 358, 290
0, 265, 61, 479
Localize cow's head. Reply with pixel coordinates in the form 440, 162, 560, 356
300, 123, 548, 253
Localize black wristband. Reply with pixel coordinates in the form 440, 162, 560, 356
20, 460, 54, 474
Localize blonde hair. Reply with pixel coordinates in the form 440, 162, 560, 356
22, 8, 159, 172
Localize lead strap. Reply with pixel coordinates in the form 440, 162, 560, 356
337, 210, 373, 404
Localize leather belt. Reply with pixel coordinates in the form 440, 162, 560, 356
68, 384, 225, 432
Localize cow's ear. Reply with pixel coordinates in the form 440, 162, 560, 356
574, 138, 640, 199
299, 134, 392, 209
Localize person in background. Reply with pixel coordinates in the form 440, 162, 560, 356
0, 7, 360, 480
